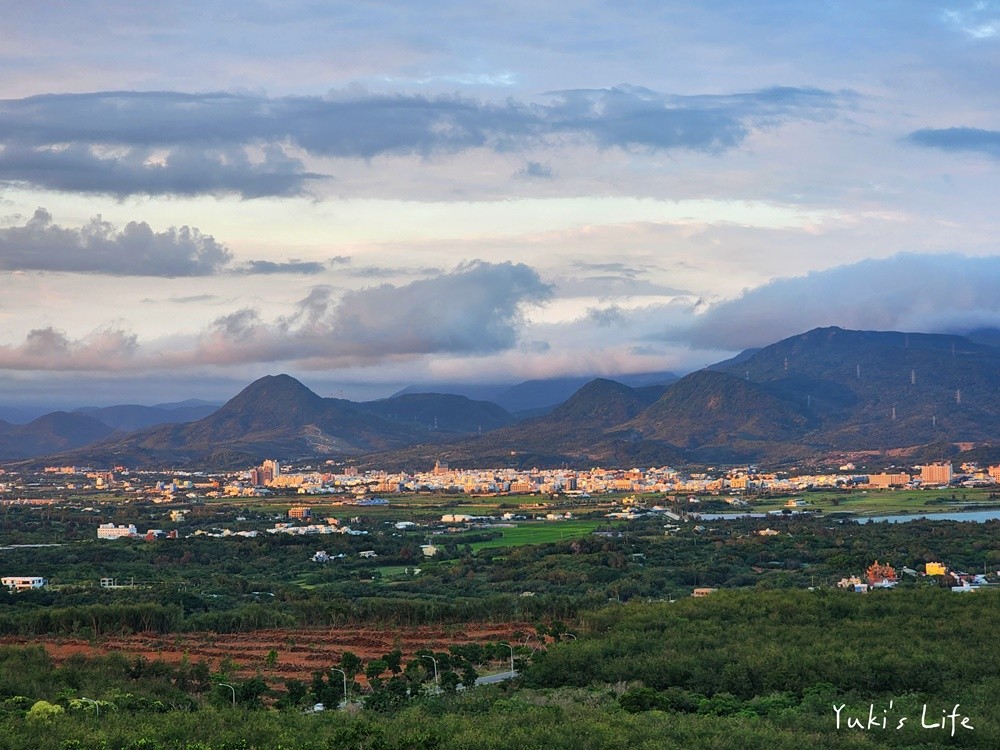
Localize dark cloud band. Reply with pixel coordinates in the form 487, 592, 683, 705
0, 85, 845, 197
907, 127, 1000, 158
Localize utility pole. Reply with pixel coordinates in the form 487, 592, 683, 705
330, 668, 348, 707
422, 655, 439, 685
500, 643, 515, 675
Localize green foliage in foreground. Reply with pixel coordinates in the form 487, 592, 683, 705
2, 588, 999, 748
0, 700, 882, 750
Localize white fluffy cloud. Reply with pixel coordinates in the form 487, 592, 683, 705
0, 261, 551, 371
673, 253, 1000, 349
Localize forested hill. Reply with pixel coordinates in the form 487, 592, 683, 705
364, 327, 1000, 468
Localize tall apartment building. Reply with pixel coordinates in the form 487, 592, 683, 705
251, 459, 282, 486
920, 463, 954, 485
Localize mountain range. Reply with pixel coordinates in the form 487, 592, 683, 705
8, 327, 1000, 469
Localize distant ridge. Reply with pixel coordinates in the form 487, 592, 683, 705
362, 326, 1000, 468
75, 402, 220, 432
393, 370, 679, 413
19, 375, 515, 468
13, 327, 1000, 470
0, 412, 115, 461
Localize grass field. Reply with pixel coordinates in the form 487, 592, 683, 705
748, 487, 1000, 515
469, 519, 604, 551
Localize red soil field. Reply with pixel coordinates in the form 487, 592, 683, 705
1, 623, 531, 684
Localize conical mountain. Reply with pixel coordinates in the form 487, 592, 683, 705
187, 374, 330, 439
35, 374, 433, 468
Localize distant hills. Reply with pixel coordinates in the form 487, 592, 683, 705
364, 327, 1000, 469
17, 376, 520, 468
8, 327, 1000, 469
393, 370, 678, 414
74, 400, 220, 432
0, 412, 115, 461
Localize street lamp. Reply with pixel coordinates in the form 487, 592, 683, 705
330, 668, 348, 707
421, 654, 439, 684
79, 697, 99, 720
500, 642, 515, 675
219, 683, 236, 708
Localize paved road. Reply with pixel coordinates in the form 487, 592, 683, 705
473, 670, 517, 686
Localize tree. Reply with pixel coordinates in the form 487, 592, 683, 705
26, 700, 64, 722
339, 651, 362, 678
366, 659, 389, 689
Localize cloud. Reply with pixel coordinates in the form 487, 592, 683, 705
0, 261, 551, 371
0, 208, 340, 277
166, 294, 221, 304
907, 127, 1000, 158
572, 261, 646, 278
585, 304, 628, 328
0, 326, 137, 371
0, 140, 321, 199
0, 86, 845, 196
515, 161, 554, 179
0, 207, 232, 276
942, 5, 1000, 38
235, 259, 328, 275
672, 253, 1000, 349
178, 260, 552, 367
320, 261, 551, 357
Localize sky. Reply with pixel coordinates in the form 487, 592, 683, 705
2, 0, 1000, 409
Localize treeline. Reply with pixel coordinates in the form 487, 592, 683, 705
0, 604, 182, 636
0, 594, 591, 636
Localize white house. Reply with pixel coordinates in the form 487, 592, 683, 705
2, 576, 47, 591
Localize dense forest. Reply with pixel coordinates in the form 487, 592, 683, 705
0, 589, 996, 748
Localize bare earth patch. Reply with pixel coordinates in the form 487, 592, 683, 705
1, 623, 529, 684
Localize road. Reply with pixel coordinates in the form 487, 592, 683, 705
473, 670, 517, 686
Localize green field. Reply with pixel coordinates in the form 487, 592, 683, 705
747, 487, 999, 515
470, 519, 604, 551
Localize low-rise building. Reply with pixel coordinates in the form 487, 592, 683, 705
2, 576, 47, 591
97, 523, 137, 539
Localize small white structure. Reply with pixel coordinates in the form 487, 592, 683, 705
97, 523, 137, 539
2, 576, 47, 592
359, 550, 378, 558
312, 550, 331, 562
